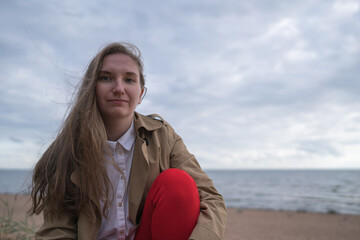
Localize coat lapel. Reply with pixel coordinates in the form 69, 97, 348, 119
128, 136, 149, 225
128, 113, 163, 225
70, 169, 98, 205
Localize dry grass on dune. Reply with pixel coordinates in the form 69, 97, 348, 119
0, 194, 39, 240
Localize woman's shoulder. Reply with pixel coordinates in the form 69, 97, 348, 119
134, 112, 171, 131
145, 113, 168, 125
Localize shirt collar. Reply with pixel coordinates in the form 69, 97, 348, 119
107, 120, 136, 152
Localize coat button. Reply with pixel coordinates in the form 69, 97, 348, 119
118, 202, 122, 207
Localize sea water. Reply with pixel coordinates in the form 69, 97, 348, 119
0, 169, 32, 194
1, 169, 359, 215
207, 169, 360, 215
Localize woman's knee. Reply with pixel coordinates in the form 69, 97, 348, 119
152, 168, 200, 205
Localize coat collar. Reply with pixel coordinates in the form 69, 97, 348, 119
134, 112, 163, 132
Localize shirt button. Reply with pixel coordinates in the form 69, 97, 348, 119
118, 202, 122, 207
119, 230, 125, 235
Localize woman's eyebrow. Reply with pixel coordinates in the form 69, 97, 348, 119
99, 71, 138, 77
99, 70, 112, 75
125, 72, 138, 77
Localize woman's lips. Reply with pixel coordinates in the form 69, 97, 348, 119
108, 99, 128, 104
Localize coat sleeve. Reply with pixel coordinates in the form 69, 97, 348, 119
35, 210, 77, 240
166, 124, 227, 240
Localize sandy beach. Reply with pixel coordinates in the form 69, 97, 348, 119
1, 194, 360, 240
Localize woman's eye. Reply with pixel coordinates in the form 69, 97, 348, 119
125, 78, 135, 83
99, 76, 112, 81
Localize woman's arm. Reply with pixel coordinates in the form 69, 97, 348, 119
35, 210, 77, 240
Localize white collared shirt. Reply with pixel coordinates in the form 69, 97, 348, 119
97, 121, 137, 240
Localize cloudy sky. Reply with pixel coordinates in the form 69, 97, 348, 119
1, 0, 359, 169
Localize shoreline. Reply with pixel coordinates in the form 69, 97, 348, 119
1, 193, 360, 239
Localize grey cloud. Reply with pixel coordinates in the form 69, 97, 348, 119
9, 137, 23, 143
295, 140, 341, 157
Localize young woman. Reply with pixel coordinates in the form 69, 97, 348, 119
31, 42, 226, 240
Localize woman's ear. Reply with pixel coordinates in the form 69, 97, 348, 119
139, 87, 147, 104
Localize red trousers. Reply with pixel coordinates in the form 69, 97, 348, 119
134, 169, 200, 240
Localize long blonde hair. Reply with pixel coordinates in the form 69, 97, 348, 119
30, 42, 145, 220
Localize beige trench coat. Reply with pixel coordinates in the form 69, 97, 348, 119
36, 112, 226, 240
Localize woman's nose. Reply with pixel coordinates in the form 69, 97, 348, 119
112, 79, 125, 95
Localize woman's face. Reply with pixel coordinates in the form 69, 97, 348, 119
95, 54, 144, 124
